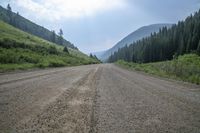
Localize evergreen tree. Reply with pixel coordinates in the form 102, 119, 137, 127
89, 53, 93, 58
58, 29, 63, 45
186, 38, 191, 53
58, 29, 63, 36
197, 40, 200, 55
179, 34, 185, 54
51, 30, 56, 43
7, 4, 11, 12
7, 4, 12, 24
93, 55, 98, 60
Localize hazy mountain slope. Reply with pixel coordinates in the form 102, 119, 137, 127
92, 51, 105, 57
98, 24, 172, 61
0, 5, 77, 49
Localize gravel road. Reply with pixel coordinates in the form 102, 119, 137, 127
0, 64, 200, 133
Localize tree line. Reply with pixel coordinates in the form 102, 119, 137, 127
108, 9, 200, 63
90, 54, 101, 63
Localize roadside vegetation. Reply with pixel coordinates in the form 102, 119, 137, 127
0, 21, 100, 72
116, 54, 200, 84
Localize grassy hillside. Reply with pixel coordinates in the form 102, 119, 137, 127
116, 54, 200, 84
0, 5, 77, 49
0, 20, 100, 72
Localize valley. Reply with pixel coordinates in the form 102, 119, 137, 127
0, 1, 200, 133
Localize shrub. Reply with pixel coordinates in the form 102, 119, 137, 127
48, 45, 58, 55
63, 46, 69, 54
49, 60, 66, 67
116, 54, 200, 84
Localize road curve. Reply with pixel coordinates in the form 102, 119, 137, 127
0, 64, 200, 133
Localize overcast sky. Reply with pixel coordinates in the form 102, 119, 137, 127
0, 0, 199, 53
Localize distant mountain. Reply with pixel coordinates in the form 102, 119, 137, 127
91, 51, 105, 57
0, 5, 77, 49
107, 9, 200, 63
98, 24, 172, 61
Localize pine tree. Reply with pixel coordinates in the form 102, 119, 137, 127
58, 29, 63, 45
51, 30, 56, 43
197, 40, 200, 55
179, 35, 185, 54
7, 4, 12, 24
186, 38, 191, 53
89, 53, 93, 58
58, 29, 63, 36
7, 4, 11, 12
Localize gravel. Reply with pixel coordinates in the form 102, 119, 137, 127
0, 64, 200, 133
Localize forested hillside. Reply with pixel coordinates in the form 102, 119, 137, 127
108, 9, 200, 63
0, 5, 77, 49
0, 21, 100, 71
98, 24, 172, 61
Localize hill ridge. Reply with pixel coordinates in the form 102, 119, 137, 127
97, 23, 172, 61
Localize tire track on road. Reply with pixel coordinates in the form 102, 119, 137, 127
15, 66, 101, 133
0, 68, 71, 85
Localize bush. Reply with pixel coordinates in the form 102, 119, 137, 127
63, 46, 69, 54
48, 45, 59, 55
49, 60, 66, 67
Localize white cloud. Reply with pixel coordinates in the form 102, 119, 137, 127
13, 0, 127, 21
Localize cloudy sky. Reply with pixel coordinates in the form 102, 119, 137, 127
0, 0, 199, 53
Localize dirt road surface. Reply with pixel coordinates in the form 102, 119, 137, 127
0, 64, 200, 133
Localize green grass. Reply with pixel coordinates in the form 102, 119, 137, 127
116, 54, 200, 85
0, 20, 100, 72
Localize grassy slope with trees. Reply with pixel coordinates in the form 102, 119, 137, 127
0, 5, 78, 49
0, 20, 100, 72
109, 9, 200, 84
